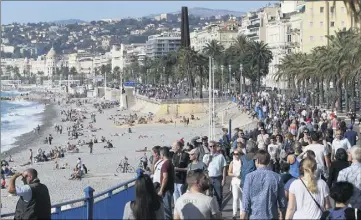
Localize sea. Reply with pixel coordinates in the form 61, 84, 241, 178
1, 91, 45, 152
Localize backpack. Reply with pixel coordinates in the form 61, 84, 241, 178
325, 207, 347, 220
240, 155, 256, 189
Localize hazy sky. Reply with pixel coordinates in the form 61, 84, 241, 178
1, 1, 271, 24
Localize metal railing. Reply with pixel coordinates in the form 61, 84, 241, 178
1, 178, 137, 219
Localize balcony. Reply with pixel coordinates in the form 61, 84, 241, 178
249, 14, 258, 20
247, 23, 260, 29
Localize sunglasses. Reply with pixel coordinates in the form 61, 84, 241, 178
304, 132, 309, 134
233, 153, 240, 155
240, 133, 244, 135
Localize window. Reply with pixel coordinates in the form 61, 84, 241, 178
310, 36, 314, 41
341, 7, 345, 12
320, 36, 324, 41
310, 22, 313, 27
320, 7, 324, 13
287, 49, 292, 54
320, 21, 324, 27
331, 21, 335, 27
287, 35, 292, 42
341, 21, 345, 26
330, 6, 334, 13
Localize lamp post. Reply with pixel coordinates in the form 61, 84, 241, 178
208, 57, 212, 139
212, 58, 216, 140
228, 64, 231, 95
221, 65, 224, 98
240, 64, 243, 95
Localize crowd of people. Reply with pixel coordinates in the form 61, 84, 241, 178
122, 91, 360, 220
4, 90, 361, 220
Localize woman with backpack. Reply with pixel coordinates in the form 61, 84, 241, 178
285, 158, 331, 219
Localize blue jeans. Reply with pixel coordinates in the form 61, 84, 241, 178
162, 190, 173, 220
173, 183, 183, 204
210, 176, 223, 211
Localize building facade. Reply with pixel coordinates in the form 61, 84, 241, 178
301, 1, 356, 53
145, 32, 181, 58
190, 20, 239, 52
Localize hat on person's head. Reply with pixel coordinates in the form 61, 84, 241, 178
201, 136, 208, 141
187, 148, 199, 155
348, 124, 353, 130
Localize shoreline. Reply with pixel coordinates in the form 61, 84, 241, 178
1, 103, 59, 157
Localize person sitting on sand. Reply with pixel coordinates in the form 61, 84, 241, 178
104, 141, 113, 149
69, 167, 82, 180
101, 136, 106, 142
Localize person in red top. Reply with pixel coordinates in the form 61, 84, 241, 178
158, 147, 175, 220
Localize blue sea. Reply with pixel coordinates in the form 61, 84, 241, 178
1, 91, 45, 152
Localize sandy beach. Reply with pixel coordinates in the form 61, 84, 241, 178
0, 93, 255, 214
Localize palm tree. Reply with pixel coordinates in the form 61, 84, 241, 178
203, 40, 224, 61
342, 0, 361, 22
246, 41, 273, 90
177, 47, 198, 98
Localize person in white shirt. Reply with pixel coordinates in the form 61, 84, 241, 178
286, 158, 331, 219
174, 170, 221, 220
303, 132, 331, 174
331, 129, 352, 161
227, 149, 242, 219
203, 141, 227, 211
268, 136, 281, 172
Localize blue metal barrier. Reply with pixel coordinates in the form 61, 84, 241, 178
1, 178, 137, 219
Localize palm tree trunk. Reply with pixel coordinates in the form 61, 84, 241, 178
344, 79, 349, 112
199, 68, 203, 99
257, 61, 261, 91
337, 74, 343, 112
326, 79, 330, 109
351, 80, 356, 111
320, 77, 325, 106
316, 80, 320, 106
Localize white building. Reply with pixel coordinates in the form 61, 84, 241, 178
190, 21, 239, 52
264, 4, 303, 89
110, 43, 146, 72
145, 32, 181, 58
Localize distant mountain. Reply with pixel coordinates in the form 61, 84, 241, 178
50, 19, 87, 25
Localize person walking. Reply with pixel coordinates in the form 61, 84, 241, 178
203, 141, 227, 211
174, 170, 221, 220
8, 168, 51, 219
337, 146, 361, 209
241, 150, 286, 219
172, 141, 189, 204
158, 147, 175, 220
227, 149, 243, 219
285, 158, 331, 219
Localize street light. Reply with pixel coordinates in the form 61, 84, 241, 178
220, 65, 224, 98
228, 64, 232, 94
240, 64, 243, 95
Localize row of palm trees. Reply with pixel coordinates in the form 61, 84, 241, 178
275, 28, 361, 112
123, 35, 273, 98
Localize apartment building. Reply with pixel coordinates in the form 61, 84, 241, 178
239, 11, 261, 41
264, 2, 304, 89
302, 1, 357, 53
145, 32, 181, 58
190, 20, 239, 52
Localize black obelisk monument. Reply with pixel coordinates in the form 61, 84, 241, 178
181, 6, 191, 48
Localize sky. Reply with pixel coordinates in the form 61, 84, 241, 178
1, 1, 271, 24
